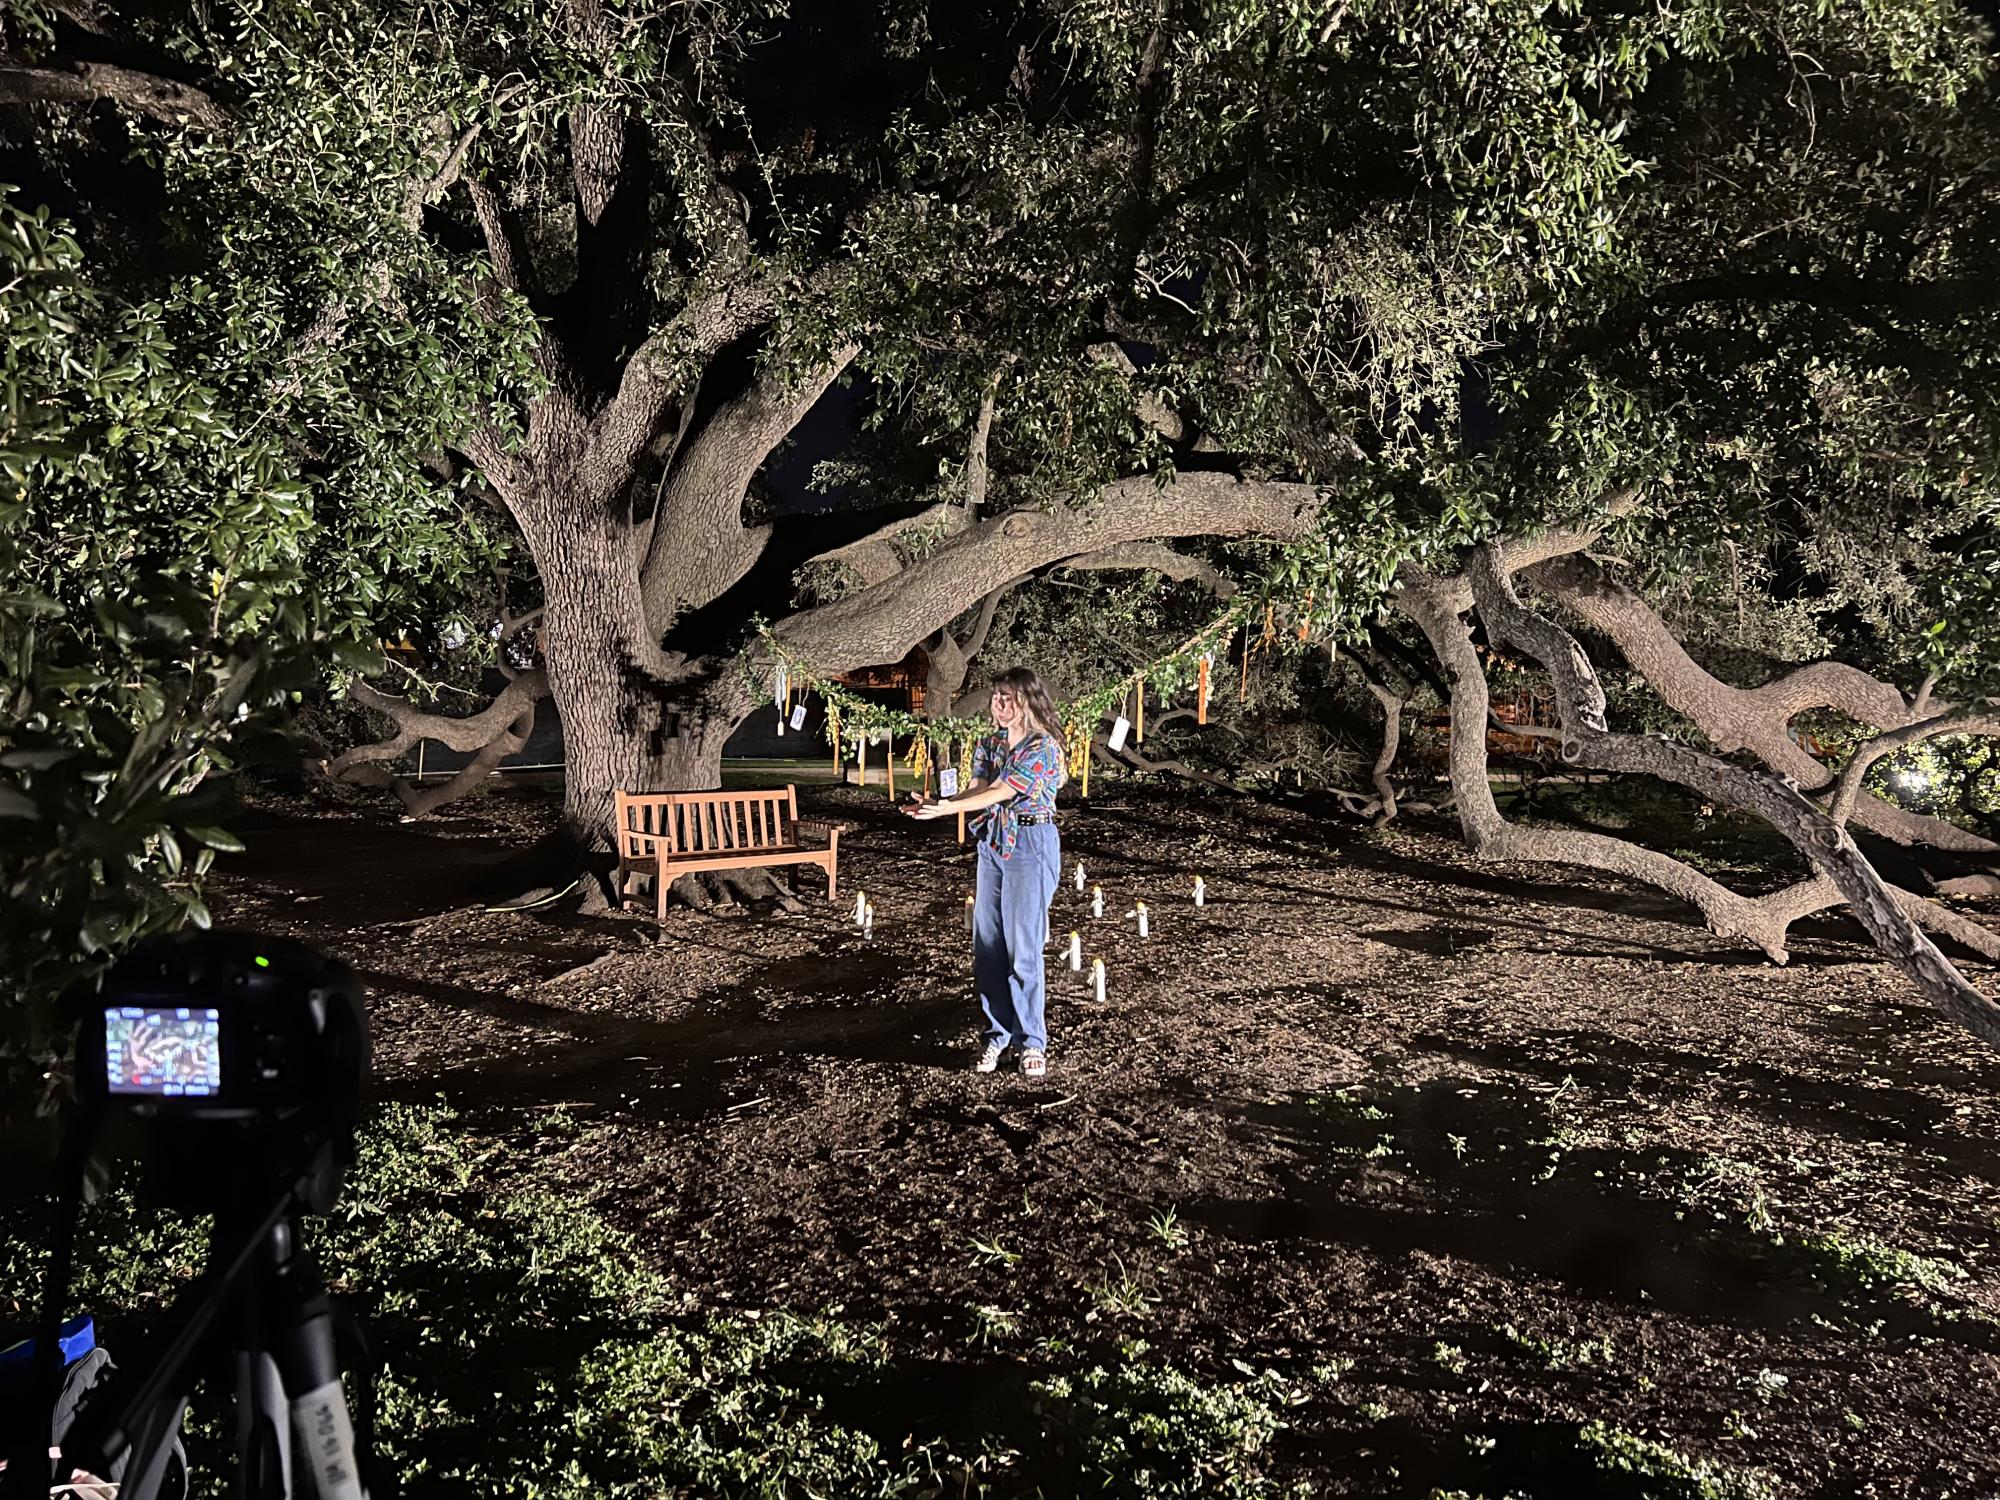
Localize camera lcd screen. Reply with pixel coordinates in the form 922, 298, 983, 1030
104, 1005, 223, 1097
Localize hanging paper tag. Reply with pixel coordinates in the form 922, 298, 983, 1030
939, 767, 960, 799
789, 702, 807, 730
1106, 716, 1131, 753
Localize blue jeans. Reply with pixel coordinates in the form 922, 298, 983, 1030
973, 824, 1061, 1053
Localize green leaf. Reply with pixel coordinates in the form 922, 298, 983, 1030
183, 825, 246, 853
332, 640, 386, 674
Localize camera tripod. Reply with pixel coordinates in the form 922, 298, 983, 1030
10, 1179, 372, 1500
6, 930, 375, 1500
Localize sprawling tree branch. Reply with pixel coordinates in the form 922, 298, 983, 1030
1396, 527, 2000, 981
958, 359, 1010, 532
638, 342, 862, 631
403, 121, 479, 228
324, 667, 551, 815
807, 356, 1013, 592
1827, 702, 2000, 827
1358, 674, 1404, 828
921, 579, 1022, 712
1526, 553, 1998, 853
0, 54, 227, 129
1058, 541, 1237, 597
1087, 341, 1183, 441
329, 670, 548, 764
583, 279, 783, 500
776, 472, 1321, 673
466, 176, 542, 305
1468, 544, 2000, 1047
1395, 563, 1808, 955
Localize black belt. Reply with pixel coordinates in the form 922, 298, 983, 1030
1015, 812, 1056, 826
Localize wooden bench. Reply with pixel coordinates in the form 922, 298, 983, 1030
613, 786, 851, 919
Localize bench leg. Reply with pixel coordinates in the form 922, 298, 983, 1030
656, 864, 671, 923
825, 834, 841, 904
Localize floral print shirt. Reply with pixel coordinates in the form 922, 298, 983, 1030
970, 730, 1065, 859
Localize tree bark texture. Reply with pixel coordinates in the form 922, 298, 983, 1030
1362, 679, 1403, 828
0, 55, 227, 128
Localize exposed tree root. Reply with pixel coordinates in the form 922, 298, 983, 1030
661, 866, 808, 915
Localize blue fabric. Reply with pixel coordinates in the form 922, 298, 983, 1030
0, 1314, 94, 1369
973, 823, 1061, 1053
970, 730, 1065, 859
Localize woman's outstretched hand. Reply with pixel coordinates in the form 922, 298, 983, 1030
905, 794, 952, 821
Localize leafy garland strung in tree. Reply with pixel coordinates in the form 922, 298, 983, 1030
746, 588, 1311, 797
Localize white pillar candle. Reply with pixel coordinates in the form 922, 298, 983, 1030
1193, 876, 1206, 907
1067, 931, 1081, 969
863, 902, 875, 937
1136, 901, 1149, 938
853, 889, 866, 924
1091, 885, 1104, 918
964, 893, 974, 932
1092, 957, 1106, 1004
1074, 863, 1086, 891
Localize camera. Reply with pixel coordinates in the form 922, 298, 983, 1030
82, 931, 369, 1213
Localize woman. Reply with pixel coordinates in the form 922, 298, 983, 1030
906, 667, 1067, 1077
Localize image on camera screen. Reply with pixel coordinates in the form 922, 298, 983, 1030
104, 1005, 223, 1097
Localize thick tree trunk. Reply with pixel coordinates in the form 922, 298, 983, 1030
531, 510, 733, 842
545, 666, 733, 840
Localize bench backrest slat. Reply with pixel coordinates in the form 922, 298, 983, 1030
614, 787, 799, 860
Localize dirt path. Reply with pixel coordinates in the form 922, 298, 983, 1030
214, 781, 2000, 1498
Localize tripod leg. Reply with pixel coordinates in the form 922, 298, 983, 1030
236, 1345, 291, 1500
266, 1226, 365, 1500
118, 1394, 191, 1500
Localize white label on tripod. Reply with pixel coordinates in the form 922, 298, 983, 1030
1106, 716, 1131, 753
939, 768, 959, 799
291, 1379, 365, 1500
790, 702, 807, 730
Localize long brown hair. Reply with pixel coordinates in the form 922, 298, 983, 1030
990, 666, 1067, 780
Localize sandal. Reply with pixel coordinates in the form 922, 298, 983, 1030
974, 1041, 1007, 1074
1019, 1050, 1047, 1079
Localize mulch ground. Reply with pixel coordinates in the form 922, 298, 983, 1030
213, 777, 2000, 1498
